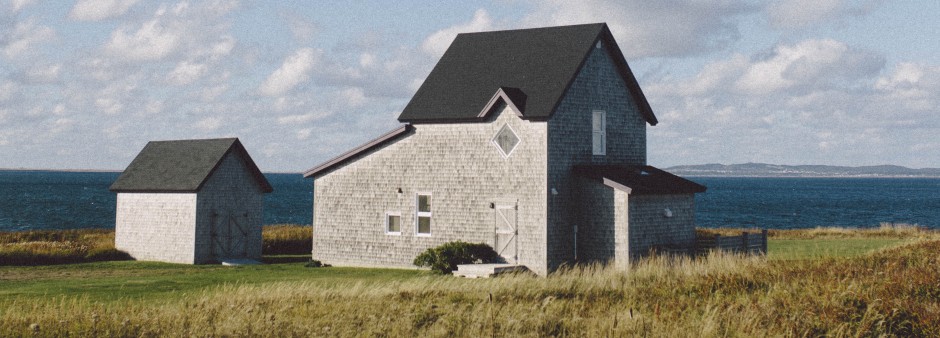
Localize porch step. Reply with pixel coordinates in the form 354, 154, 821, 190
453, 263, 526, 278
220, 259, 262, 266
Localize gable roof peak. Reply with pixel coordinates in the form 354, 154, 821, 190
398, 23, 656, 125
110, 137, 273, 193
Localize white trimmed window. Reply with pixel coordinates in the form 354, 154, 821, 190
415, 193, 432, 236
492, 123, 520, 157
385, 212, 401, 235
592, 110, 606, 155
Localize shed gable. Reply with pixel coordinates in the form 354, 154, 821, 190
110, 138, 272, 193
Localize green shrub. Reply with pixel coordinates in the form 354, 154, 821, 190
413, 241, 499, 274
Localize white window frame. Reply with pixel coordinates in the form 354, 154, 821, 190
592, 110, 606, 155
385, 212, 402, 235
491, 123, 521, 158
415, 193, 432, 236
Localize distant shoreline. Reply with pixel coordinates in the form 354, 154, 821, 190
681, 174, 940, 178
667, 162, 940, 178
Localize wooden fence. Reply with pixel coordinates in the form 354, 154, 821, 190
696, 229, 768, 255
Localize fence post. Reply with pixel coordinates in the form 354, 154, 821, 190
761, 229, 768, 255
741, 231, 748, 254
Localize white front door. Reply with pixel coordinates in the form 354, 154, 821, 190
493, 203, 518, 264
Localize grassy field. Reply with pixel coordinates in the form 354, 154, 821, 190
1, 224, 938, 337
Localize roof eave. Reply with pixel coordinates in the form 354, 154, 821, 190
303, 124, 414, 178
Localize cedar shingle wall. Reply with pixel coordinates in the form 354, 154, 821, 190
114, 152, 264, 265
627, 194, 696, 259
546, 45, 648, 270
195, 152, 265, 263
312, 106, 550, 275
114, 193, 198, 264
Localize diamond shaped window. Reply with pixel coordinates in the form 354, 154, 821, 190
492, 124, 520, 157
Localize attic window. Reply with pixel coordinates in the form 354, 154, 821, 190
492, 123, 520, 157
596, 41, 602, 49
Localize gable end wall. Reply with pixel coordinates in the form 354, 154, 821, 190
546, 45, 648, 269
195, 151, 266, 263
115, 193, 198, 264
312, 106, 550, 275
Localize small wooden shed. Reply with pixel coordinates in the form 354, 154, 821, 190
109, 138, 273, 264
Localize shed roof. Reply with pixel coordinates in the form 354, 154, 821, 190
398, 23, 657, 125
110, 138, 273, 193
573, 165, 706, 195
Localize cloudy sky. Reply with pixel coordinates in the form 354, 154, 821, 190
1, 0, 937, 172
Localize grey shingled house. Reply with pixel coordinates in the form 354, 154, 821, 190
110, 138, 272, 264
304, 23, 705, 275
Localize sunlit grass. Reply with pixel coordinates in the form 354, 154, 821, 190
2, 240, 938, 336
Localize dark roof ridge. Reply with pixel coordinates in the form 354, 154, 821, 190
455, 22, 606, 37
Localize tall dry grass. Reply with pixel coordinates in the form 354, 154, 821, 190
3, 240, 938, 337
261, 224, 311, 255
0, 229, 129, 266
0, 225, 312, 266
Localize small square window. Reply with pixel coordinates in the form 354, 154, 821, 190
492, 123, 520, 157
385, 212, 401, 235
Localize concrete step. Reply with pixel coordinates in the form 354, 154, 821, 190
453, 263, 526, 278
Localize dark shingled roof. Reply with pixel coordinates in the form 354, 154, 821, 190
398, 23, 657, 125
574, 165, 706, 195
110, 138, 273, 193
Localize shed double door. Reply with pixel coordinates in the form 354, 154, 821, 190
493, 202, 518, 264
211, 211, 249, 259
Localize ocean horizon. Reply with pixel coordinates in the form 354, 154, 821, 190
0, 171, 937, 232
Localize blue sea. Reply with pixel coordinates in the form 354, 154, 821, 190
0, 171, 937, 231
0, 171, 313, 232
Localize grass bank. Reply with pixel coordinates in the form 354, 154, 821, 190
0, 224, 312, 266
1, 225, 938, 336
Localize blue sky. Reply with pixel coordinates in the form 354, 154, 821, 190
1, 0, 937, 171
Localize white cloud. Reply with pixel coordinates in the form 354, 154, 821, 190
767, 0, 882, 29
2, 18, 55, 59
295, 128, 311, 140
643, 38, 938, 168
734, 39, 883, 94
0, 81, 16, 101
276, 112, 328, 125
166, 60, 207, 85
259, 47, 319, 96
95, 97, 123, 115
19, 63, 61, 83
106, 18, 180, 60
195, 116, 222, 132
69, 0, 139, 21
521, 0, 758, 58
11, 0, 36, 12
422, 9, 492, 57
340, 87, 366, 107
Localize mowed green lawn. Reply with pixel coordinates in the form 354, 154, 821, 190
0, 258, 426, 303
768, 238, 907, 260
0, 238, 909, 304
